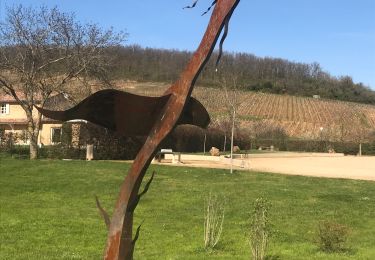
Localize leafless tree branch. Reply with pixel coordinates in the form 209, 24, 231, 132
0, 4, 126, 159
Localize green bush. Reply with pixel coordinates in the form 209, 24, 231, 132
39, 145, 86, 160
317, 220, 350, 252
6, 145, 29, 159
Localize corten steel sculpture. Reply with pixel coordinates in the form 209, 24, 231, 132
37, 0, 240, 259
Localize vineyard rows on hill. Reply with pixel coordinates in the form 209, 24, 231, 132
117, 81, 375, 141
195, 88, 375, 141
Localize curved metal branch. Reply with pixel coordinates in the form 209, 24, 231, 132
202, 0, 218, 16
215, 15, 230, 70
103, 2, 241, 259
183, 0, 199, 9
128, 221, 144, 258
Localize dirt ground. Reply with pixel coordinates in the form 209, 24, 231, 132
246, 156, 375, 181
154, 154, 375, 181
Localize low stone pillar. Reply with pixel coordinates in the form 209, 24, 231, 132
86, 144, 94, 161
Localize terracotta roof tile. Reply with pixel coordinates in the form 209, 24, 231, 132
0, 118, 28, 125
0, 118, 62, 125
0, 91, 43, 103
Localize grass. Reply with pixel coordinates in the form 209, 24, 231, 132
0, 155, 374, 259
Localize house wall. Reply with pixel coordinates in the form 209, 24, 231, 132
0, 103, 63, 146
1, 124, 63, 146
1, 103, 27, 119
0, 103, 42, 121
39, 123, 63, 145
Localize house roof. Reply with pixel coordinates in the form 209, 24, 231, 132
0, 91, 73, 125
0, 90, 43, 103
43, 93, 73, 110
0, 118, 61, 125
0, 91, 72, 110
0, 119, 28, 125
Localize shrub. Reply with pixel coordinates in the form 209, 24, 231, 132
316, 220, 350, 252
7, 145, 29, 159
249, 197, 271, 260
204, 192, 225, 250
0, 132, 20, 152
38, 145, 86, 160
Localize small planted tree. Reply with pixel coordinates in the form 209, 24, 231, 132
218, 71, 242, 173
204, 192, 225, 250
249, 197, 271, 260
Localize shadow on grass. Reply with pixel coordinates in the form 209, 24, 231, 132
192, 239, 236, 256
312, 246, 358, 256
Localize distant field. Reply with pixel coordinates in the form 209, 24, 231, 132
1, 156, 375, 259
114, 80, 375, 141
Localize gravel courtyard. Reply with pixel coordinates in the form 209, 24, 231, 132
155, 153, 375, 181
247, 155, 375, 181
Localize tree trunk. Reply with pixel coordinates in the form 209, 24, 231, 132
26, 108, 41, 160
29, 137, 38, 159
203, 133, 207, 154
230, 109, 236, 174
223, 135, 227, 152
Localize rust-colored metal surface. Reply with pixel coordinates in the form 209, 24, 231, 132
105, 1, 240, 259
37, 1, 240, 259
36, 89, 210, 136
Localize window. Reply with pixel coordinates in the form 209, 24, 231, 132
0, 104, 9, 115
51, 127, 62, 144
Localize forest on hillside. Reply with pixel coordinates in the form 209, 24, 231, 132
106, 45, 375, 105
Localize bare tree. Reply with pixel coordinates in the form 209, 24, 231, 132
217, 70, 242, 173
215, 117, 232, 152
352, 115, 372, 156
0, 5, 125, 159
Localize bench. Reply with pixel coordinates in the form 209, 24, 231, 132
258, 145, 274, 151
155, 149, 181, 163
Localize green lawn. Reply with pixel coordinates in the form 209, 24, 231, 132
0, 156, 374, 259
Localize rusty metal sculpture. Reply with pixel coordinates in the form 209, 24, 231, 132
37, 89, 210, 136
37, 0, 240, 259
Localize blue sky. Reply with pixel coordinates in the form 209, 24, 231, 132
1, 0, 374, 89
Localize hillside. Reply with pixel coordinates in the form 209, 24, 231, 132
106, 46, 375, 105
113, 80, 375, 142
